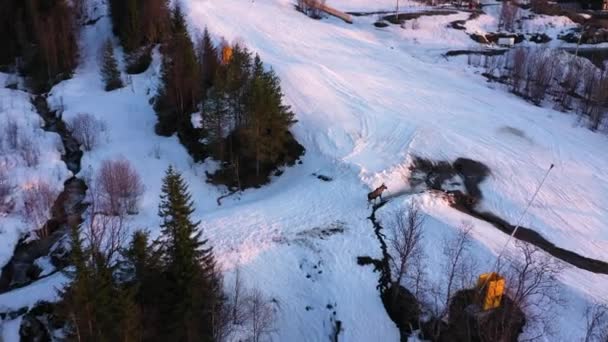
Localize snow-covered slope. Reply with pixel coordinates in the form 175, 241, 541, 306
183, 0, 608, 339
1, 0, 607, 340
0, 74, 70, 272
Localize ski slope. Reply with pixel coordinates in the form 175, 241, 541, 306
1, 0, 607, 340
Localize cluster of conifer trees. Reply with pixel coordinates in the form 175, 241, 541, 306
104, 2, 303, 189
58, 167, 224, 341
108, 0, 170, 73
0, 0, 79, 92
151, 6, 303, 189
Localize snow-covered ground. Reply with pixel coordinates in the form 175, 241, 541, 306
0, 74, 70, 341
0, 74, 70, 273
1, 0, 607, 340
185, 0, 608, 339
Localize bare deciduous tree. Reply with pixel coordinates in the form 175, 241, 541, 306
503, 241, 564, 338
68, 113, 106, 151
213, 297, 234, 342
22, 181, 59, 238
246, 288, 277, 342
84, 184, 129, 265
584, 302, 608, 342
231, 265, 247, 325
95, 158, 145, 216
426, 221, 476, 340
442, 221, 475, 311
387, 202, 426, 304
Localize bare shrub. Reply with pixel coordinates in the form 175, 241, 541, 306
245, 288, 277, 342
22, 181, 59, 238
584, 302, 608, 342
509, 47, 528, 94
523, 50, 558, 105
589, 71, 608, 131
387, 202, 426, 304
467, 53, 482, 68
18, 136, 40, 167
4, 118, 19, 150
485, 55, 505, 77
556, 57, 581, 112
503, 242, 563, 338
411, 18, 420, 30
95, 158, 145, 216
68, 113, 106, 151
581, 64, 599, 117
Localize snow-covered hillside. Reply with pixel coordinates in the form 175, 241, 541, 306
1, 0, 607, 340
184, 0, 608, 339
0, 74, 70, 275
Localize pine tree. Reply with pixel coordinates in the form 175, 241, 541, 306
1, 0, 78, 92
154, 5, 201, 136
122, 0, 140, 52
121, 230, 166, 341
199, 27, 220, 99
57, 223, 142, 341
141, 0, 170, 45
156, 166, 222, 340
202, 81, 229, 160
223, 44, 252, 129
101, 39, 124, 91
240, 55, 295, 177
57, 224, 96, 340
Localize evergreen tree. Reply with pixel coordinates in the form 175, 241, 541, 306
241, 58, 295, 177
121, 230, 162, 341
156, 166, 222, 341
108, 0, 169, 54
122, 0, 140, 52
57, 224, 141, 341
223, 44, 252, 129
57, 224, 96, 340
109, 0, 140, 53
0, 0, 78, 92
198, 27, 220, 99
204, 47, 303, 189
202, 80, 229, 160
154, 5, 201, 136
100, 40, 124, 91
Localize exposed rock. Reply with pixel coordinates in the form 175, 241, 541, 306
528, 33, 551, 43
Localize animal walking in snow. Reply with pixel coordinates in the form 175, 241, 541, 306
367, 184, 387, 204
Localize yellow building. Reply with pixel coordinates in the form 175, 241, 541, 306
477, 272, 505, 311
